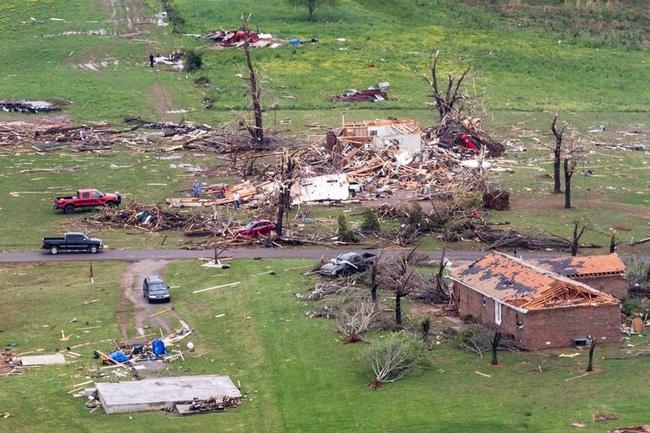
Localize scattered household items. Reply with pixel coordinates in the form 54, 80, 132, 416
53, 188, 121, 214
150, 50, 183, 70
333, 84, 388, 103
450, 251, 621, 350
142, 275, 171, 303
95, 375, 241, 414
0, 100, 61, 113
41, 232, 103, 255
95, 321, 192, 367
319, 252, 377, 277
287, 37, 318, 46
588, 124, 607, 133
235, 219, 276, 239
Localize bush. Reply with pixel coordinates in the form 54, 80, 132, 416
183, 50, 203, 73
366, 331, 429, 388
337, 214, 357, 242
360, 208, 380, 233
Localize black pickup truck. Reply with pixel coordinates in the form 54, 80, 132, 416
319, 252, 377, 277
41, 232, 103, 255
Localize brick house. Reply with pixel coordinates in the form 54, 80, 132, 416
530, 253, 628, 300
450, 252, 621, 350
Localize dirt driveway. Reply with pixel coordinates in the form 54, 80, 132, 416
117, 259, 183, 339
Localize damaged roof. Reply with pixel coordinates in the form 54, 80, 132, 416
530, 253, 626, 278
451, 251, 619, 312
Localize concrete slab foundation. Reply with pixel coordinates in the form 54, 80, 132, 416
96, 375, 241, 414
20, 353, 66, 366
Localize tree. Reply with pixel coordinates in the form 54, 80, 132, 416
551, 113, 586, 209
418, 50, 471, 121
564, 150, 579, 209
571, 220, 587, 257
385, 246, 422, 326
586, 338, 597, 372
238, 16, 265, 147
490, 329, 502, 365
366, 331, 428, 389
287, 0, 336, 22
275, 149, 298, 237
336, 298, 378, 344
550, 113, 565, 194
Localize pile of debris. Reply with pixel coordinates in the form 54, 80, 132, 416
333, 87, 388, 103
204, 29, 282, 48
0, 349, 21, 376
95, 320, 192, 368
0, 100, 61, 114
175, 395, 242, 415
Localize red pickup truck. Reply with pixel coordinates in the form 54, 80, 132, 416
53, 188, 121, 214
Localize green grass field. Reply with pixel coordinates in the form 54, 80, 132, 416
1, 0, 650, 431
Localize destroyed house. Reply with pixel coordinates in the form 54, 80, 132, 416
450, 252, 621, 350
327, 119, 422, 158
530, 253, 628, 300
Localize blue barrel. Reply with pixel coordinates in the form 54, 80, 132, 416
151, 339, 166, 356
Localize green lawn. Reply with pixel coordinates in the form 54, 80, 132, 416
1, 259, 649, 432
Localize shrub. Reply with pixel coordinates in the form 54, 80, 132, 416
183, 50, 203, 73
337, 214, 357, 242
366, 331, 428, 388
360, 208, 380, 233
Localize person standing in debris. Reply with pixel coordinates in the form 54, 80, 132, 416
192, 179, 201, 198
149, 54, 155, 68
217, 184, 226, 199
232, 191, 241, 209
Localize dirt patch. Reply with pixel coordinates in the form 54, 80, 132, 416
149, 85, 174, 120
117, 259, 182, 339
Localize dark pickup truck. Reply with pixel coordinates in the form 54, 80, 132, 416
53, 188, 121, 214
41, 232, 104, 255
319, 252, 377, 277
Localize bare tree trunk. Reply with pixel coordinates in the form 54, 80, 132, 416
275, 151, 295, 237
491, 329, 502, 365
308, 0, 315, 21
610, 230, 617, 253
586, 338, 597, 372
551, 114, 564, 194
243, 42, 264, 147
571, 220, 586, 257
395, 291, 402, 326
564, 158, 576, 209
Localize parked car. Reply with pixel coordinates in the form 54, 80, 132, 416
41, 232, 103, 255
143, 275, 171, 303
319, 252, 378, 277
235, 219, 276, 239
53, 188, 121, 214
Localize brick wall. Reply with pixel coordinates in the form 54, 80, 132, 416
573, 275, 628, 300
453, 281, 621, 350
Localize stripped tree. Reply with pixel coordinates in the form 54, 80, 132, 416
550, 113, 565, 194
336, 297, 379, 344
418, 50, 471, 121
239, 15, 265, 148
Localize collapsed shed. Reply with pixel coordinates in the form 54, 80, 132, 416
450, 252, 621, 350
